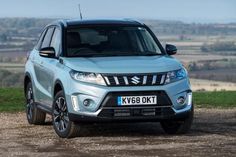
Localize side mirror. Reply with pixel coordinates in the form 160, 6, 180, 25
39, 47, 56, 58
166, 44, 177, 55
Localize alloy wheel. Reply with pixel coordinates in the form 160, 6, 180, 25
53, 97, 69, 132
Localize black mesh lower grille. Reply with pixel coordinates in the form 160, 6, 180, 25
98, 107, 175, 118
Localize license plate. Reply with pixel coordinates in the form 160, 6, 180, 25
117, 95, 157, 106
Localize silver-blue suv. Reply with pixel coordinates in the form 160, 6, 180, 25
24, 19, 193, 138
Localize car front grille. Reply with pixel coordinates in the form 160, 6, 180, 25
102, 73, 166, 86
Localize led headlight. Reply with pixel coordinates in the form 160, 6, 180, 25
70, 70, 106, 86
165, 68, 187, 84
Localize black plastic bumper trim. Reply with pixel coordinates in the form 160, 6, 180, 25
68, 109, 192, 123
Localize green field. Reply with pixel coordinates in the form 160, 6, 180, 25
0, 88, 235, 112
0, 88, 25, 112
194, 91, 236, 108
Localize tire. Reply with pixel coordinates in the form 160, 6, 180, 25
52, 90, 80, 138
25, 82, 46, 125
160, 105, 194, 134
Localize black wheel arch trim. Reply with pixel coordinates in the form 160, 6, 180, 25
24, 72, 32, 95
53, 79, 66, 98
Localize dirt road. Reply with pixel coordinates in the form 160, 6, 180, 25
0, 109, 235, 157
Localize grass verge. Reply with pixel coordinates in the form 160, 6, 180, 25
193, 91, 236, 108
0, 88, 25, 112
0, 88, 235, 112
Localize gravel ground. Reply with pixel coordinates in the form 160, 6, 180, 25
0, 108, 235, 157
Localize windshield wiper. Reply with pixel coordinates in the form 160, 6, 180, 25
144, 54, 162, 56
138, 52, 162, 56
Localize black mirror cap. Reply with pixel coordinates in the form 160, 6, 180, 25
166, 44, 177, 55
39, 47, 56, 58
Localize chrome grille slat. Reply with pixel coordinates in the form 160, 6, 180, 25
160, 75, 166, 84
123, 76, 129, 85
114, 76, 119, 85
143, 76, 147, 85
104, 76, 110, 85
152, 75, 157, 84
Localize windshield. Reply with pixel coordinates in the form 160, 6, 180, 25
66, 26, 163, 57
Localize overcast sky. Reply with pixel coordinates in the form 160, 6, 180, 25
0, 0, 235, 23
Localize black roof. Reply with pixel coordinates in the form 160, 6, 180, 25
57, 19, 144, 27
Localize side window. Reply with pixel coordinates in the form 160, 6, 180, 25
41, 27, 55, 49
35, 29, 47, 50
50, 28, 61, 56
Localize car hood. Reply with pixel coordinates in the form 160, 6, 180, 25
62, 56, 182, 74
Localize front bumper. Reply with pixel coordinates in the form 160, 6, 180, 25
65, 78, 192, 122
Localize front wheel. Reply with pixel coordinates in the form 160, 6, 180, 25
160, 105, 194, 134
52, 91, 80, 138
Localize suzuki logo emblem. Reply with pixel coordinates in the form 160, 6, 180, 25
131, 76, 140, 84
